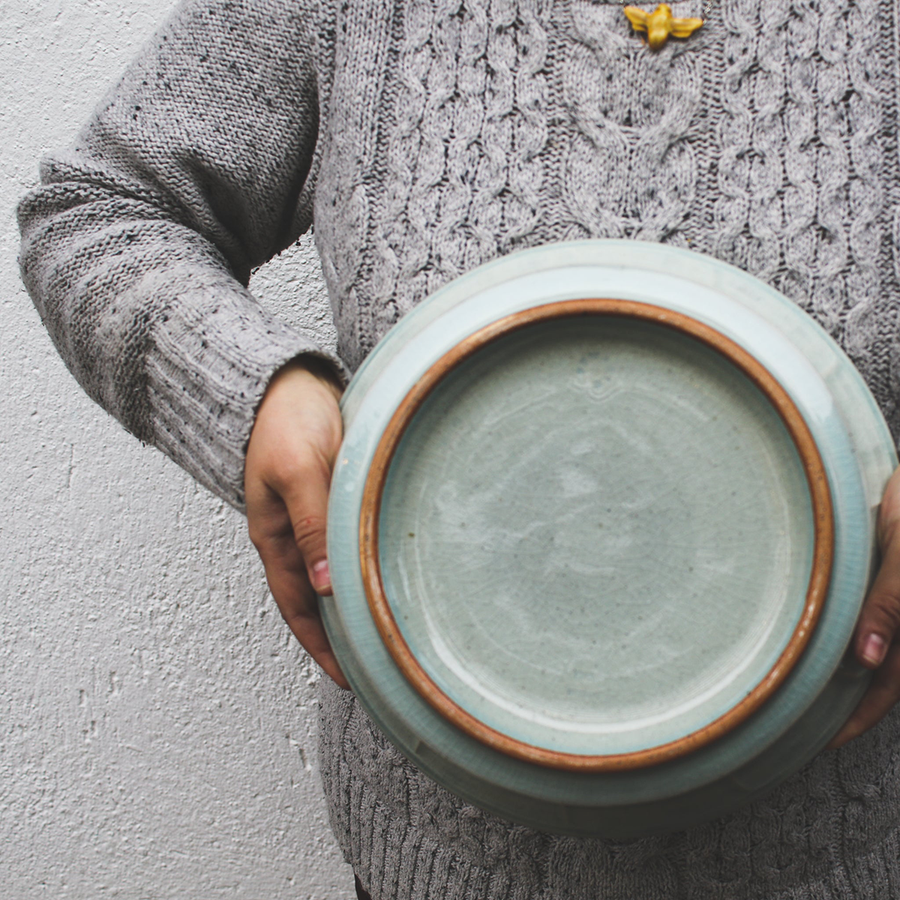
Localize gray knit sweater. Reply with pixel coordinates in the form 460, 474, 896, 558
18, 0, 900, 896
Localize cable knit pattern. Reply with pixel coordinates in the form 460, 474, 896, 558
320, 675, 900, 899
564, 1, 705, 243
17, 0, 900, 896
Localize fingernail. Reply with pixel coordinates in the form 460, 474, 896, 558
311, 560, 331, 592
862, 633, 888, 667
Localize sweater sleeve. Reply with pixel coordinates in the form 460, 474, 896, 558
17, 0, 344, 512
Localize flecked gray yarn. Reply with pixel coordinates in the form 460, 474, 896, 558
18, 0, 900, 896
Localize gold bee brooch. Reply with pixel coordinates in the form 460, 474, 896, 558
623, 4, 704, 50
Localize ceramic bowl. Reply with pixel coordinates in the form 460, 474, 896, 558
323, 240, 897, 837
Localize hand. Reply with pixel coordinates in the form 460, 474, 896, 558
245, 358, 350, 689
830, 466, 900, 748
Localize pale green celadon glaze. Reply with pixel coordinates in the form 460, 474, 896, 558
381, 319, 812, 754
323, 241, 898, 837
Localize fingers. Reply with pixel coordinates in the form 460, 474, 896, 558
245, 359, 349, 688
277, 450, 334, 596
253, 503, 350, 689
248, 471, 349, 688
851, 533, 900, 669
829, 642, 900, 748
829, 467, 900, 749
854, 468, 900, 664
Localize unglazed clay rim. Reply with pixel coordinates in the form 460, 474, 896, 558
358, 299, 835, 772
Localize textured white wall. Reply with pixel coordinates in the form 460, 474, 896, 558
2, 1, 353, 897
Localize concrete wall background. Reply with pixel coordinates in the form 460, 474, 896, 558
2, 1, 353, 896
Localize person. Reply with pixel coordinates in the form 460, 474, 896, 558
18, 0, 900, 895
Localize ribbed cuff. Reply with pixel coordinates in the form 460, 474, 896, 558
142, 266, 347, 511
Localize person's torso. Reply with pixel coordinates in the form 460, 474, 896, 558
310, 0, 900, 446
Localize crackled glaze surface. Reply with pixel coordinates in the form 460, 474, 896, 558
379, 317, 813, 755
